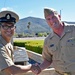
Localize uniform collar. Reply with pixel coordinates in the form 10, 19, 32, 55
50, 25, 73, 39
0, 35, 7, 46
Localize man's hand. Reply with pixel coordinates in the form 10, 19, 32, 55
31, 63, 41, 75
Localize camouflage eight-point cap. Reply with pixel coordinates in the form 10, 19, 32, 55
44, 7, 58, 18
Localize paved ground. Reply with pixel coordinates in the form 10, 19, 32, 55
13, 37, 46, 41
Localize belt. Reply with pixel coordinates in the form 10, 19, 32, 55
55, 71, 71, 75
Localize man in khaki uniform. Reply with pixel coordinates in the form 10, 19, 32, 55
0, 10, 33, 75
32, 8, 75, 75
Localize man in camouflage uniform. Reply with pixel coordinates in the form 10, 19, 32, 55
32, 8, 75, 75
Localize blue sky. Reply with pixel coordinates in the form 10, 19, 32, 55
0, 0, 75, 21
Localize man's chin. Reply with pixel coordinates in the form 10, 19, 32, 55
6, 35, 13, 38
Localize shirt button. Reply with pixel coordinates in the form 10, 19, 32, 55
62, 53, 64, 55
65, 67, 67, 70
64, 61, 66, 63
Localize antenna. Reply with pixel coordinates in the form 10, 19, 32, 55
4, 0, 6, 7
60, 10, 61, 20
60, 9, 63, 20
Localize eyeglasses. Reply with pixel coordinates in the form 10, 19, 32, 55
1, 25, 16, 30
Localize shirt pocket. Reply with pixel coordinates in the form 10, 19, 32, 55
48, 44, 57, 53
66, 37, 75, 47
48, 44, 59, 60
66, 37, 75, 56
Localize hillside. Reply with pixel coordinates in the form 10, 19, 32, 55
15, 17, 75, 34
15, 17, 50, 34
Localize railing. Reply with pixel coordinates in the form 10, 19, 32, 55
14, 47, 55, 75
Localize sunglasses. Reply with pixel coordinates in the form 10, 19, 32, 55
1, 25, 16, 30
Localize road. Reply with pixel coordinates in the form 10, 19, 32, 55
13, 37, 46, 41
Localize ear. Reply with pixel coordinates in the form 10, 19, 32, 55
58, 15, 61, 20
15, 26, 16, 29
0, 26, 1, 29
0, 26, 1, 31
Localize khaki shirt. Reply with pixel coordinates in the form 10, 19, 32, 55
42, 26, 75, 73
0, 35, 14, 75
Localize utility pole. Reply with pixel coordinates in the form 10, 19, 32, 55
60, 10, 61, 20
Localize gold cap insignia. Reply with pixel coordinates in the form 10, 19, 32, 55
5, 13, 11, 20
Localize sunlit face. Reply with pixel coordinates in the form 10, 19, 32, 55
0, 22, 16, 39
46, 13, 61, 30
